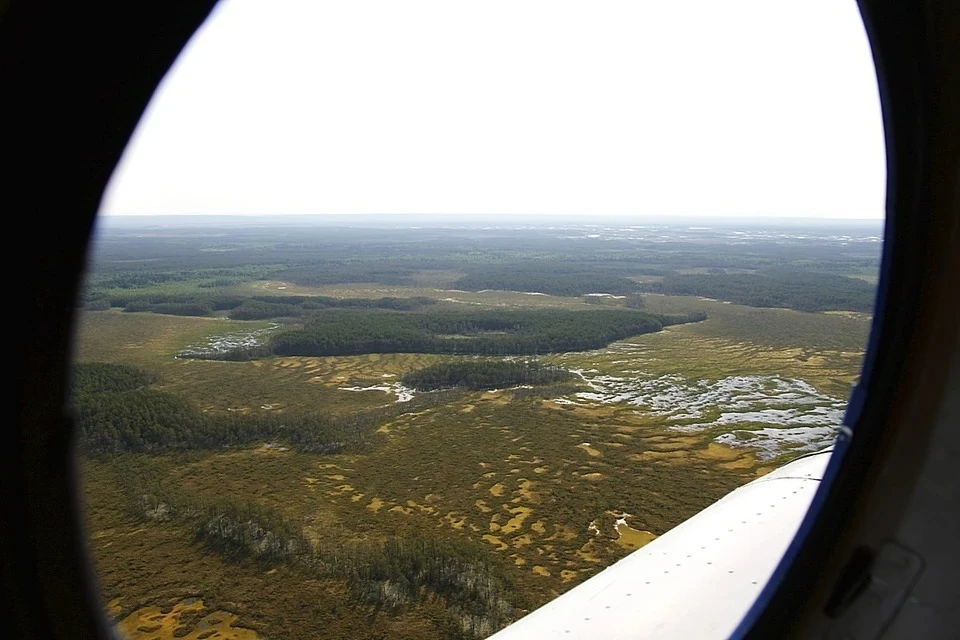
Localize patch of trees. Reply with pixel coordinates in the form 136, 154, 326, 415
453, 267, 642, 296
110, 455, 524, 638
191, 510, 523, 637
102, 292, 246, 313
85, 263, 282, 288
230, 295, 437, 320
72, 385, 210, 453
643, 270, 876, 312
98, 292, 437, 319
190, 500, 312, 564
267, 309, 687, 358
71, 362, 159, 395
69, 363, 452, 454
402, 360, 573, 391
228, 299, 302, 320
246, 294, 437, 312
123, 300, 214, 316
92, 270, 192, 289
271, 263, 417, 287
341, 537, 523, 637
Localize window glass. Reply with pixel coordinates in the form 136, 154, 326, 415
73, 2, 884, 638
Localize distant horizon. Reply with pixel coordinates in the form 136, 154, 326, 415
98, 211, 885, 220
95, 212, 885, 229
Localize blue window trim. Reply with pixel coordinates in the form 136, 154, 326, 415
729, 218, 894, 639
728, 74, 898, 640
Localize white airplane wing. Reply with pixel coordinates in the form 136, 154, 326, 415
488, 448, 832, 639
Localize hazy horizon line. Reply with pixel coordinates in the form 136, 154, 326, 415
95, 212, 885, 230
98, 212, 884, 221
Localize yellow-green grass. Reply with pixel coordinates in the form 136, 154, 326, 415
84, 388, 751, 608
640, 294, 871, 352
79, 460, 449, 640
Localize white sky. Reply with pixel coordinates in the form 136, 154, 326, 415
100, 0, 885, 219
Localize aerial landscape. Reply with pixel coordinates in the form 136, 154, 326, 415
72, 215, 879, 639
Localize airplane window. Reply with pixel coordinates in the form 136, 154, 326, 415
71, 1, 885, 638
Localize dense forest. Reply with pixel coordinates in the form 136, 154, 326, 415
265, 309, 701, 358
69, 363, 451, 454
402, 360, 574, 391
232, 295, 437, 318
71, 362, 159, 394
87, 264, 877, 315
643, 271, 876, 313
452, 267, 642, 296
84, 221, 882, 315
270, 263, 417, 286
86, 292, 438, 318
87, 220, 881, 281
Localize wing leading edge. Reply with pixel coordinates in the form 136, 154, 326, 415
488, 449, 832, 639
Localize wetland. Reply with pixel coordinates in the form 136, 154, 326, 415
75, 217, 878, 639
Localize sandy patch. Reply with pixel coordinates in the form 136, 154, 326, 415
576, 443, 603, 457
388, 505, 414, 515
511, 534, 534, 549
443, 512, 468, 529
116, 599, 258, 640
474, 499, 493, 513
482, 534, 509, 551
500, 506, 533, 535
